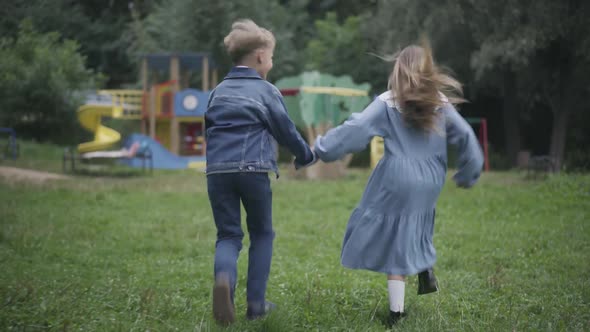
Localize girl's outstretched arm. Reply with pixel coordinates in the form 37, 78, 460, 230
314, 99, 388, 162
443, 104, 484, 188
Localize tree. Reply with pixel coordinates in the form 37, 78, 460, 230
305, 13, 376, 86
0, 0, 136, 87
466, 0, 590, 171
357, 0, 590, 170
0, 20, 103, 143
124, 0, 312, 82
303, 0, 376, 21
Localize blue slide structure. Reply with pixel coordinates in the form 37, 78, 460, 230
120, 133, 206, 170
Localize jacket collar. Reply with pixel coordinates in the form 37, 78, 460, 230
224, 67, 263, 80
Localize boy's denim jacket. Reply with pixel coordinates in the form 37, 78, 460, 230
205, 67, 314, 177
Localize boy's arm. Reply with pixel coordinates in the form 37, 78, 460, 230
263, 89, 315, 167
444, 104, 484, 188
314, 98, 387, 162
204, 89, 216, 141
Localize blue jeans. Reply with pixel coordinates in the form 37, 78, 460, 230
207, 172, 274, 304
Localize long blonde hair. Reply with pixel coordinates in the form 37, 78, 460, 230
389, 39, 465, 132
224, 19, 275, 64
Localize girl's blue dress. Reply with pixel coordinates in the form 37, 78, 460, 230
315, 91, 484, 275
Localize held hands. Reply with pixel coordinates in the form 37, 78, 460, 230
294, 149, 319, 170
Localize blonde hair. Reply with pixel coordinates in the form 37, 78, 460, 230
224, 19, 275, 63
388, 39, 465, 132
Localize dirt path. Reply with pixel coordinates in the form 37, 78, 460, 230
0, 166, 70, 184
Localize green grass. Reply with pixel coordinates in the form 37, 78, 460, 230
1, 140, 65, 173
1, 144, 589, 331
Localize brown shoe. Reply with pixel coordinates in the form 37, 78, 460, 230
212, 273, 235, 325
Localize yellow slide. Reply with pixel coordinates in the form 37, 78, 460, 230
77, 104, 123, 153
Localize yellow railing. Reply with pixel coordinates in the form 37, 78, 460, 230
97, 89, 144, 119
370, 136, 384, 169
300, 86, 368, 97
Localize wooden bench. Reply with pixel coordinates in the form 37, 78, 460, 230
63, 143, 153, 173
527, 155, 556, 176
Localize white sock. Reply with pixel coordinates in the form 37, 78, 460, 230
387, 280, 405, 313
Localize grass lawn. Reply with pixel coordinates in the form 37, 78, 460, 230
1, 141, 589, 331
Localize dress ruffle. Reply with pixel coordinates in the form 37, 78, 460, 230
341, 207, 436, 275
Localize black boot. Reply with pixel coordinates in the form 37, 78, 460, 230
417, 268, 439, 295
388, 310, 407, 326
246, 300, 276, 320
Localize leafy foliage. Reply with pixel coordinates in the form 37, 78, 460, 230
125, 0, 312, 81
0, 0, 135, 87
305, 13, 375, 86
353, 0, 590, 169
0, 20, 103, 143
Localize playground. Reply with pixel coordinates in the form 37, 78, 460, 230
60, 53, 218, 173
33, 47, 490, 178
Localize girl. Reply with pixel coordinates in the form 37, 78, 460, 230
206, 19, 316, 325
314, 41, 484, 325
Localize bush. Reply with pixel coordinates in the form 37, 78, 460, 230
487, 144, 511, 170
564, 149, 590, 173
0, 20, 104, 145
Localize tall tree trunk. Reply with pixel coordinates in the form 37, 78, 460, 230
502, 71, 521, 167
548, 35, 574, 173
549, 109, 570, 172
